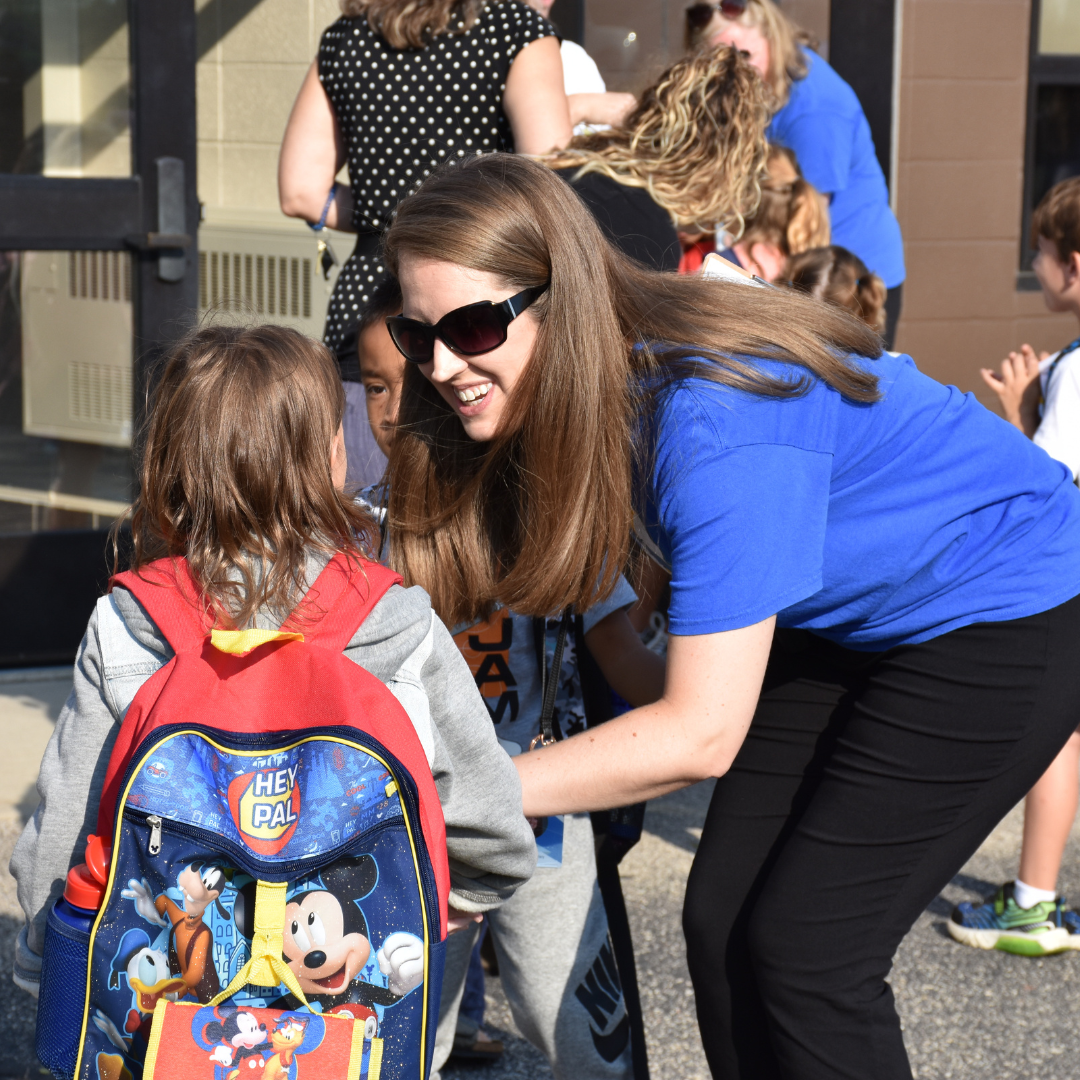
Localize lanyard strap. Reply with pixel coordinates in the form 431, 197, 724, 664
1045, 338, 1080, 402
533, 609, 573, 748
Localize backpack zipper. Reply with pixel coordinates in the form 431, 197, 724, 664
113, 722, 443, 941
124, 807, 404, 878
146, 814, 162, 855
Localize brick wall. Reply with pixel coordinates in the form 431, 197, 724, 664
893, 0, 1075, 408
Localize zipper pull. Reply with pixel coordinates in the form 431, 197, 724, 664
146, 815, 162, 856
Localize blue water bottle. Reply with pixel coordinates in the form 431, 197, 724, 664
36, 835, 110, 1080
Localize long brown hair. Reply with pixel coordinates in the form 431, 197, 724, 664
340, 0, 486, 49
787, 246, 888, 334
123, 324, 376, 628
685, 0, 817, 107
739, 144, 829, 259
382, 154, 881, 627
546, 45, 770, 236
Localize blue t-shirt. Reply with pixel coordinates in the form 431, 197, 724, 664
767, 50, 906, 289
644, 352, 1080, 650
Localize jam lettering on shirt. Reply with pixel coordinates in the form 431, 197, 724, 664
453, 615, 519, 726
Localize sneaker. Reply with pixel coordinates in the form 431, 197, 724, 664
948, 881, 1073, 956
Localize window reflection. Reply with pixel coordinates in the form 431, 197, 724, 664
0, 251, 132, 534
0, 0, 131, 176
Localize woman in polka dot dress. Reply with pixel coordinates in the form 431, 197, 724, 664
280, 0, 572, 357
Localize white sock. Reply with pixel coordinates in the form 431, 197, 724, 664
1013, 878, 1057, 909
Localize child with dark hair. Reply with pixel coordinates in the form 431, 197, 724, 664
786, 245, 887, 335
948, 175, 1080, 955
337, 278, 405, 489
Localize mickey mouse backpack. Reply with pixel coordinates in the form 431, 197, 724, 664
35, 554, 449, 1080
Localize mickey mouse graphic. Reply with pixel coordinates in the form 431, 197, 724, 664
202, 1006, 269, 1075
271, 855, 424, 1020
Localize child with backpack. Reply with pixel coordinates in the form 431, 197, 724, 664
947, 176, 1080, 955
11, 323, 535, 1080
352, 286, 665, 1080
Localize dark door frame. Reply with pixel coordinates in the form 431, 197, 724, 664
829, 0, 897, 187
0, 0, 197, 667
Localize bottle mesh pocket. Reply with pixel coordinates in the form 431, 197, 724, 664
36, 907, 91, 1080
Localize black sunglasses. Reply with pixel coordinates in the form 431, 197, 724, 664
385, 284, 549, 365
686, 0, 748, 31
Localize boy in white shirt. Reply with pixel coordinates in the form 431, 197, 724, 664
949, 176, 1080, 954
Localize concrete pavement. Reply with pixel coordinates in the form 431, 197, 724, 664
2, 672, 1079, 1079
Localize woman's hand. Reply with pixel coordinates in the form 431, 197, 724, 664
979, 344, 1045, 437
568, 91, 636, 129
503, 36, 573, 155
279, 61, 355, 231
514, 617, 775, 816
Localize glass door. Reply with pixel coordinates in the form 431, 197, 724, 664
0, 0, 196, 666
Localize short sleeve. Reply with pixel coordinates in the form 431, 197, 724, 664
503, 0, 557, 61
581, 574, 639, 634
649, 388, 832, 635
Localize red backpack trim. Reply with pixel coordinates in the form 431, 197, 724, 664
96, 553, 450, 938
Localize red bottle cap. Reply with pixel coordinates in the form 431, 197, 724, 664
84, 834, 110, 886
64, 863, 105, 911
63, 834, 112, 911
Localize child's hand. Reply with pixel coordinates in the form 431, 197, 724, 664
979, 344, 1043, 436
446, 906, 484, 935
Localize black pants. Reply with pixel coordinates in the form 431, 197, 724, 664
883, 284, 903, 351
683, 595, 1080, 1080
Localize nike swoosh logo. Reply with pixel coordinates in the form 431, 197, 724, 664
590, 1015, 630, 1062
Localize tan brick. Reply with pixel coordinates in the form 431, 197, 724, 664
898, 160, 1024, 241
909, 1, 1029, 81
901, 241, 1020, 321
904, 80, 1026, 162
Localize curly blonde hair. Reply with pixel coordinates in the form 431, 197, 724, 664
340, 0, 486, 49
546, 44, 771, 235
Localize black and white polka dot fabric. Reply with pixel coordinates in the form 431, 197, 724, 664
318, 0, 554, 352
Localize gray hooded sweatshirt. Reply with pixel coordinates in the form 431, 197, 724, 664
9, 569, 536, 996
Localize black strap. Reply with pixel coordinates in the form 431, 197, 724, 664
536, 610, 572, 746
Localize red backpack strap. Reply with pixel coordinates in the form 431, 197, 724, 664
285, 553, 403, 652
110, 557, 211, 654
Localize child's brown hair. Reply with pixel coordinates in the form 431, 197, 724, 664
738, 144, 829, 256
786, 245, 887, 334
1031, 176, 1080, 264
122, 323, 376, 627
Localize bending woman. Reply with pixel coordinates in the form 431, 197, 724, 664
379, 153, 1080, 1080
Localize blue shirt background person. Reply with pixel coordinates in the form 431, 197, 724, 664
767, 49, 905, 293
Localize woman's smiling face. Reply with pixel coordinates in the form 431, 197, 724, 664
397, 256, 539, 443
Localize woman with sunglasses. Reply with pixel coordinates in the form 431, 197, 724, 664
686, 0, 906, 348
377, 213, 666, 1080
380, 153, 1080, 1080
